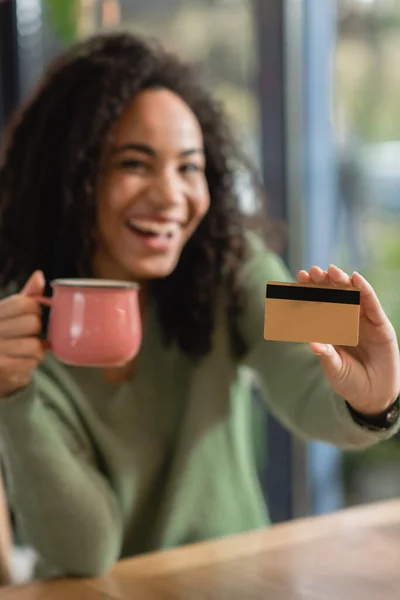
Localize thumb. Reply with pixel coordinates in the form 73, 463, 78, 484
309, 342, 344, 384
20, 270, 46, 297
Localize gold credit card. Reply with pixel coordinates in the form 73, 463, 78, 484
264, 281, 360, 346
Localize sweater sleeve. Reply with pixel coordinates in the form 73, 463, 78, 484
0, 363, 122, 578
237, 232, 400, 449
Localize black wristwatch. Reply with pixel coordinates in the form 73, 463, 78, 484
346, 395, 400, 432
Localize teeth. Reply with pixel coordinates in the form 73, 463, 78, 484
128, 219, 179, 237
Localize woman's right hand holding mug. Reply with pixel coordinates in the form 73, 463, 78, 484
0, 271, 46, 397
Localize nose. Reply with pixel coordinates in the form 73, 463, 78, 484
147, 168, 184, 209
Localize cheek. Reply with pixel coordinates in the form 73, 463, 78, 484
190, 180, 210, 220
98, 171, 141, 218
182, 187, 210, 243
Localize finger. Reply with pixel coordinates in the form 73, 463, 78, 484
309, 266, 329, 285
0, 357, 38, 389
0, 337, 45, 361
327, 264, 352, 287
5, 369, 33, 388
0, 295, 41, 321
309, 342, 344, 380
351, 271, 388, 326
21, 270, 45, 297
297, 270, 312, 284
0, 314, 42, 338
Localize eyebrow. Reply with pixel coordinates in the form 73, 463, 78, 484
111, 143, 204, 158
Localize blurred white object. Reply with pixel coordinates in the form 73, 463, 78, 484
10, 547, 36, 584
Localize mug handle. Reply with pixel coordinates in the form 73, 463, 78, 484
32, 296, 53, 350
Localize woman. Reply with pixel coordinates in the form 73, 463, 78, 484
0, 32, 398, 581
0, 464, 12, 585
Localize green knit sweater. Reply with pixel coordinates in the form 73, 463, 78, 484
0, 233, 397, 580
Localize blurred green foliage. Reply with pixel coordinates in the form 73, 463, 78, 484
42, 0, 79, 44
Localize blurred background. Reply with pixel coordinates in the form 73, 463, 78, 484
1, 0, 400, 531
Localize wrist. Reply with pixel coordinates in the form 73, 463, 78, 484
346, 395, 400, 431
355, 395, 399, 418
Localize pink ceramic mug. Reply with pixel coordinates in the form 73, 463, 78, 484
35, 279, 142, 367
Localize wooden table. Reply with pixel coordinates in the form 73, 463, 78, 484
1, 499, 400, 599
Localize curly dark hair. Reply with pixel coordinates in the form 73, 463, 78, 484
0, 32, 264, 359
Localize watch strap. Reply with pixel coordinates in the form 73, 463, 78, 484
346, 395, 400, 432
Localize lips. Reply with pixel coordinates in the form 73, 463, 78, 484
127, 217, 180, 239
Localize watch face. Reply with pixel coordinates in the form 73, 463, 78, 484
387, 403, 400, 425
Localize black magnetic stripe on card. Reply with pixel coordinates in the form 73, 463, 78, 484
266, 284, 360, 305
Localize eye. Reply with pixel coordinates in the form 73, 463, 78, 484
119, 159, 149, 172
179, 163, 204, 174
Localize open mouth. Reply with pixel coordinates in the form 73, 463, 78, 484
127, 218, 180, 240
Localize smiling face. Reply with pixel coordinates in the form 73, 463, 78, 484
93, 88, 210, 282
